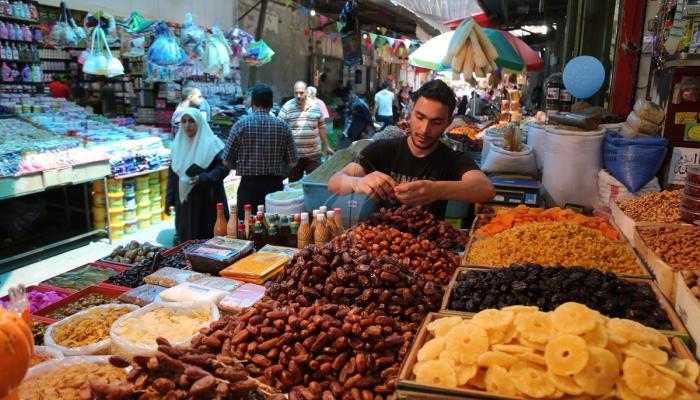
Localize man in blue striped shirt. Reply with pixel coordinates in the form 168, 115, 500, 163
223, 83, 298, 219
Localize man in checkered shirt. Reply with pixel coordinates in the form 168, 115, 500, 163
223, 83, 298, 220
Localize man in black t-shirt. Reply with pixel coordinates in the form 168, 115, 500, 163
328, 80, 495, 219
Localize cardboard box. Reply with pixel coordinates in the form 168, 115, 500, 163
675, 272, 700, 358
610, 200, 656, 243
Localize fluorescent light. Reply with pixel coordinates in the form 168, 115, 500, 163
310, 9, 316, 16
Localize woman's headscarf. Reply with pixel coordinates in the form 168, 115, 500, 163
171, 108, 224, 203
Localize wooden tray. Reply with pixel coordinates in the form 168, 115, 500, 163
40, 263, 127, 293
396, 312, 699, 400
440, 267, 689, 343
675, 272, 700, 358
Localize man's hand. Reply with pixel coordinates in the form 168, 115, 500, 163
324, 147, 335, 156
355, 171, 397, 201
188, 175, 200, 186
394, 180, 436, 206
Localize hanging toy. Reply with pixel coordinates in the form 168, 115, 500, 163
147, 22, 186, 67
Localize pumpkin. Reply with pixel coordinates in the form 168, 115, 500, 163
0, 309, 33, 399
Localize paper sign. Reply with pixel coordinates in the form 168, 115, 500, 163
667, 146, 700, 185
675, 111, 698, 124
685, 124, 700, 142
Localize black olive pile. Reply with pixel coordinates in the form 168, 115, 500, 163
104, 241, 163, 266
154, 240, 204, 270
105, 259, 153, 288
449, 264, 673, 330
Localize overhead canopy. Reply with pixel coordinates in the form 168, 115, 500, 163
476, 0, 568, 29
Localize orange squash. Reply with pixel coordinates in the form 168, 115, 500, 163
0, 309, 33, 399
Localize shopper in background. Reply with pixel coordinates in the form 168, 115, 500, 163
166, 108, 229, 243
456, 95, 468, 116
224, 83, 298, 220
87, 78, 116, 116
398, 87, 412, 121
47, 76, 71, 99
172, 86, 204, 135
374, 81, 394, 127
328, 79, 495, 220
307, 86, 330, 120
338, 92, 373, 150
279, 80, 332, 182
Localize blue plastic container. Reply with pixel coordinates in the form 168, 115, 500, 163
301, 178, 377, 227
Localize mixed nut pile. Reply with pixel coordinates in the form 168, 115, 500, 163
617, 191, 682, 223
639, 226, 700, 271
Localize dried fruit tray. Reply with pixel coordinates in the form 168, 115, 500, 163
39, 263, 127, 293
632, 224, 694, 303
34, 284, 129, 319
440, 267, 690, 344
396, 312, 698, 400
675, 273, 700, 359
610, 200, 659, 243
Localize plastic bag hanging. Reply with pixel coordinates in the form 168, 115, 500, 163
181, 13, 205, 60
225, 27, 254, 59
49, 2, 78, 48
147, 22, 186, 67
118, 11, 157, 35
84, 10, 118, 43
244, 40, 275, 66
82, 27, 100, 74
204, 26, 233, 77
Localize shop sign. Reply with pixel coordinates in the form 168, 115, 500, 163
674, 111, 698, 124
667, 146, 700, 185
685, 124, 700, 142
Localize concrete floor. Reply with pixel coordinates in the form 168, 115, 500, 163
0, 220, 175, 296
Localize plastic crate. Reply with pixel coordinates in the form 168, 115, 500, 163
0, 285, 73, 315
300, 178, 376, 228
35, 284, 129, 319
40, 263, 128, 293
31, 314, 56, 325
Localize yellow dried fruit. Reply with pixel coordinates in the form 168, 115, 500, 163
622, 342, 668, 365
472, 309, 514, 331
667, 358, 700, 382
445, 322, 490, 364
653, 364, 697, 392
551, 302, 597, 335
492, 344, 535, 355
468, 368, 487, 390
485, 365, 518, 396
477, 351, 518, 369
573, 347, 619, 396
439, 351, 477, 385
545, 334, 590, 375
414, 359, 458, 388
515, 311, 552, 344
607, 318, 657, 344
547, 370, 584, 396
502, 305, 539, 315
580, 322, 608, 348
509, 361, 555, 398
622, 357, 675, 399
515, 351, 546, 366
417, 337, 445, 362
427, 316, 463, 338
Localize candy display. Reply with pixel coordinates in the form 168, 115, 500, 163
475, 205, 620, 240
103, 240, 163, 266
617, 191, 682, 223
0, 287, 67, 314
117, 284, 166, 306
47, 305, 135, 349
409, 304, 699, 399
44, 264, 120, 291
639, 226, 700, 271
467, 222, 643, 275
448, 265, 673, 330
366, 205, 468, 251
19, 360, 127, 400
44, 293, 119, 320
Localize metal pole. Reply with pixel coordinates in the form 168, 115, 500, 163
248, 0, 269, 86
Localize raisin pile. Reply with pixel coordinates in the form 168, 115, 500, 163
449, 264, 673, 330
154, 241, 205, 270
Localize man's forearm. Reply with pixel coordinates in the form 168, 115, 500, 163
433, 179, 495, 204
319, 126, 330, 150
328, 172, 361, 196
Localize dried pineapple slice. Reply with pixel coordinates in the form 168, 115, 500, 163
545, 334, 590, 375
509, 361, 555, 398
427, 316, 463, 338
515, 311, 552, 344
653, 364, 697, 392
622, 357, 675, 399
486, 327, 506, 345
468, 368, 487, 390
445, 322, 489, 364
667, 358, 700, 382
616, 378, 645, 400
551, 302, 597, 335
517, 336, 547, 352
573, 347, 619, 396
439, 351, 477, 385
414, 359, 458, 388
472, 309, 514, 331
622, 342, 668, 365
547, 370, 584, 396
477, 351, 518, 369
671, 387, 700, 400
608, 318, 657, 344
492, 344, 535, 354
484, 365, 518, 396
580, 322, 608, 348
417, 337, 445, 362
502, 305, 539, 314
515, 351, 546, 366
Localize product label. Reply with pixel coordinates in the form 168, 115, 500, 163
546, 87, 560, 100
685, 124, 700, 142
675, 112, 698, 125
559, 89, 572, 102
667, 146, 700, 184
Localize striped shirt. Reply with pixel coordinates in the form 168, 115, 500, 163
223, 110, 298, 177
278, 99, 324, 157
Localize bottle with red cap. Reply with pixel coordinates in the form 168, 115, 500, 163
213, 203, 227, 237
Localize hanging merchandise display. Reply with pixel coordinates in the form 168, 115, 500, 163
181, 13, 205, 61
243, 39, 274, 66
225, 27, 254, 59
82, 26, 124, 77
204, 26, 233, 76
83, 11, 117, 44
49, 2, 83, 49
118, 11, 157, 35
147, 22, 186, 67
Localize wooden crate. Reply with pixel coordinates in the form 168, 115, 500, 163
610, 201, 655, 243
440, 267, 689, 343
675, 272, 700, 359
396, 312, 699, 400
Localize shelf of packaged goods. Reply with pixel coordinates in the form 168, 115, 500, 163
0, 15, 37, 24
111, 165, 169, 180
0, 38, 41, 45
0, 80, 42, 84
39, 57, 71, 61
0, 59, 40, 64
0, 160, 111, 200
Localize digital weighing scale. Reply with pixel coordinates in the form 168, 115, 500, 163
487, 175, 544, 207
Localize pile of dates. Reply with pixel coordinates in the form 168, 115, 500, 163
89, 339, 271, 400
266, 244, 443, 322
104, 241, 163, 266
336, 223, 458, 284
193, 299, 411, 400
449, 264, 673, 330
365, 205, 467, 251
